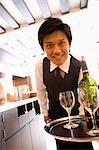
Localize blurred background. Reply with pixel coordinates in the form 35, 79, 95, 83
0, 0, 99, 102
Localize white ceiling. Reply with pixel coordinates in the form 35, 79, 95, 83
0, 0, 90, 65
0, 0, 88, 32
0, 0, 98, 76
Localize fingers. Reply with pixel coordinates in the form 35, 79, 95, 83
44, 116, 51, 123
46, 119, 51, 123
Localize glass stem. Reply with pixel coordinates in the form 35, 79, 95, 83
90, 112, 97, 130
67, 109, 71, 126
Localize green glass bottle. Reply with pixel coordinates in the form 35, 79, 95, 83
79, 71, 97, 109
80, 56, 97, 108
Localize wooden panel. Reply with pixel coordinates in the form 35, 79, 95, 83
13, 75, 33, 90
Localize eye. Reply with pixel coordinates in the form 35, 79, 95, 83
45, 43, 54, 49
59, 41, 67, 46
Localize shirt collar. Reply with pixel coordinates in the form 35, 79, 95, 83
50, 54, 71, 73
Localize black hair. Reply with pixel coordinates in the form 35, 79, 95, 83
38, 17, 72, 50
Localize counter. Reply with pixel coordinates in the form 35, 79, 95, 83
0, 96, 48, 150
0, 97, 38, 113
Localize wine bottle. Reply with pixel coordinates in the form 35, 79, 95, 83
79, 72, 97, 107
80, 56, 97, 107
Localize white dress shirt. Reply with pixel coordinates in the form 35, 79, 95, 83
35, 55, 84, 116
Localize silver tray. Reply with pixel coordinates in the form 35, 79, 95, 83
44, 115, 99, 142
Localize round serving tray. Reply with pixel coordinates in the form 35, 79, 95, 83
44, 115, 99, 142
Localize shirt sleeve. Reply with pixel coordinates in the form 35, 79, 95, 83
78, 67, 85, 115
78, 68, 83, 84
35, 60, 48, 116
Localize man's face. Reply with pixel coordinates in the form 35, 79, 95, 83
43, 30, 70, 66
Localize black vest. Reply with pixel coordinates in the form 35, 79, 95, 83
43, 56, 81, 120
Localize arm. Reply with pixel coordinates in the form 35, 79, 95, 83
78, 68, 85, 115
35, 60, 49, 123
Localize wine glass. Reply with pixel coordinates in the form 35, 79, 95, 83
79, 87, 99, 136
59, 91, 79, 129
